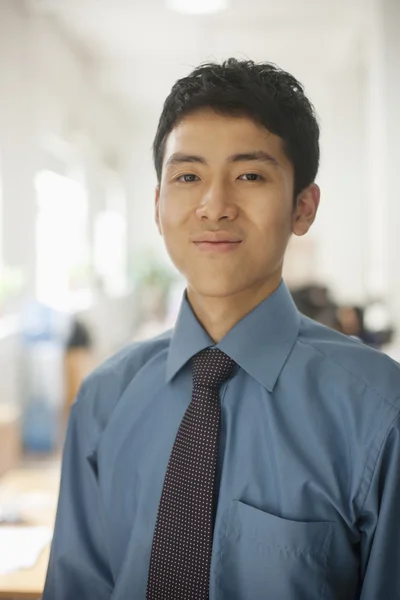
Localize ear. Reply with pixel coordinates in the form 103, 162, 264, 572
155, 186, 162, 236
292, 183, 320, 237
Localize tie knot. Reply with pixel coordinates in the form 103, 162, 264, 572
192, 348, 236, 390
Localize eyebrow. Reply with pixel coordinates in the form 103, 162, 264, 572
228, 151, 280, 167
165, 153, 207, 168
165, 150, 280, 168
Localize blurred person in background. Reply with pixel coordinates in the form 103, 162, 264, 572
291, 284, 342, 331
291, 284, 394, 349
44, 59, 400, 600
336, 304, 394, 348
63, 318, 94, 429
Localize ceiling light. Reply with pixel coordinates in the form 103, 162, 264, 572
166, 0, 229, 16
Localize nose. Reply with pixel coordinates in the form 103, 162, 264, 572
195, 180, 238, 222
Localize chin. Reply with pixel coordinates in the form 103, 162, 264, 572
187, 276, 247, 299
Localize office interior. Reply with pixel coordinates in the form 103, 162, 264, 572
0, 0, 399, 597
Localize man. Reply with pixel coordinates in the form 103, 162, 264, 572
43, 59, 400, 599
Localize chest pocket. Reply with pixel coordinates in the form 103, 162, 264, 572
216, 500, 334, 600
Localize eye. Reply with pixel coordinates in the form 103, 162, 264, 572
238, 173, 264, 182
176, 174, 200, 183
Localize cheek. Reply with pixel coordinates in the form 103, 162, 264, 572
159, 193, 191, 230
250, 198, 292, 237
158, 199, 191, 262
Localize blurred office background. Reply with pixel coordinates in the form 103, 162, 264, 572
0, 0, 399, 591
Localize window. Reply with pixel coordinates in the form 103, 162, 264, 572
93, 170, 128, 297
34, 169, 91, 312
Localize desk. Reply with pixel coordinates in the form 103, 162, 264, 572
0, 463, 60, 599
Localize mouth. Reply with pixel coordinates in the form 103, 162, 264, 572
193, 241, 242, 253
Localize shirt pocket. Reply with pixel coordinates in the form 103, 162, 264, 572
216, 500, 334, 600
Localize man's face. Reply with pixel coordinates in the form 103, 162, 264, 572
156, 109, 318, 299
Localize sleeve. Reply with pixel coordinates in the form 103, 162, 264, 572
359, 412, 400, 600
42, 384, 114, 600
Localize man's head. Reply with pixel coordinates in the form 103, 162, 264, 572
154, 59, 320, 199
153, 59, 320, 304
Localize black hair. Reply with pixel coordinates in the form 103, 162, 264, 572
153, 58, 320, 198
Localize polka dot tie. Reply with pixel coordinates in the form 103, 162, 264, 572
146, 348, 236, 600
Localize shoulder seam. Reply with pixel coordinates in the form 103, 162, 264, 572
297, 338, 399, 410
357, 410, 400, 514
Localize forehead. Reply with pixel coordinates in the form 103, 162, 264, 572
163, 108, 290, 168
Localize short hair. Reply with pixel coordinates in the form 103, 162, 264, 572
153, 58, 320, 198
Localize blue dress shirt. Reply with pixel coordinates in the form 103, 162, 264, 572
43, 281, 400, 600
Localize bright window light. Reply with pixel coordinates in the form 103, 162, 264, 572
93, 170, 128, 297
166, 0, 229, 15
34, 170, 91, 312
94, 210, 127, 297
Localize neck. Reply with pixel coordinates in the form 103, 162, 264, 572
186, 274, 283, 343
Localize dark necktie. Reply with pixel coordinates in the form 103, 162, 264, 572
146, 348, 236, 600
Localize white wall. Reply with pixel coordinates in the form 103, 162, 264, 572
311, 65, 369, 304
380, 0, 400, 335
123, 120, 160, 252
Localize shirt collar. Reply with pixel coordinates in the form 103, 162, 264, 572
166, 280, 301, 392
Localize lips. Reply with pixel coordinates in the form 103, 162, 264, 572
192, 232, 242, 244
191, 231, 243, 254
193, 238, 242, 254
195, 241, 241, 246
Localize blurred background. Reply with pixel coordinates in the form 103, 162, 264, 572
0, 0, 399, 595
